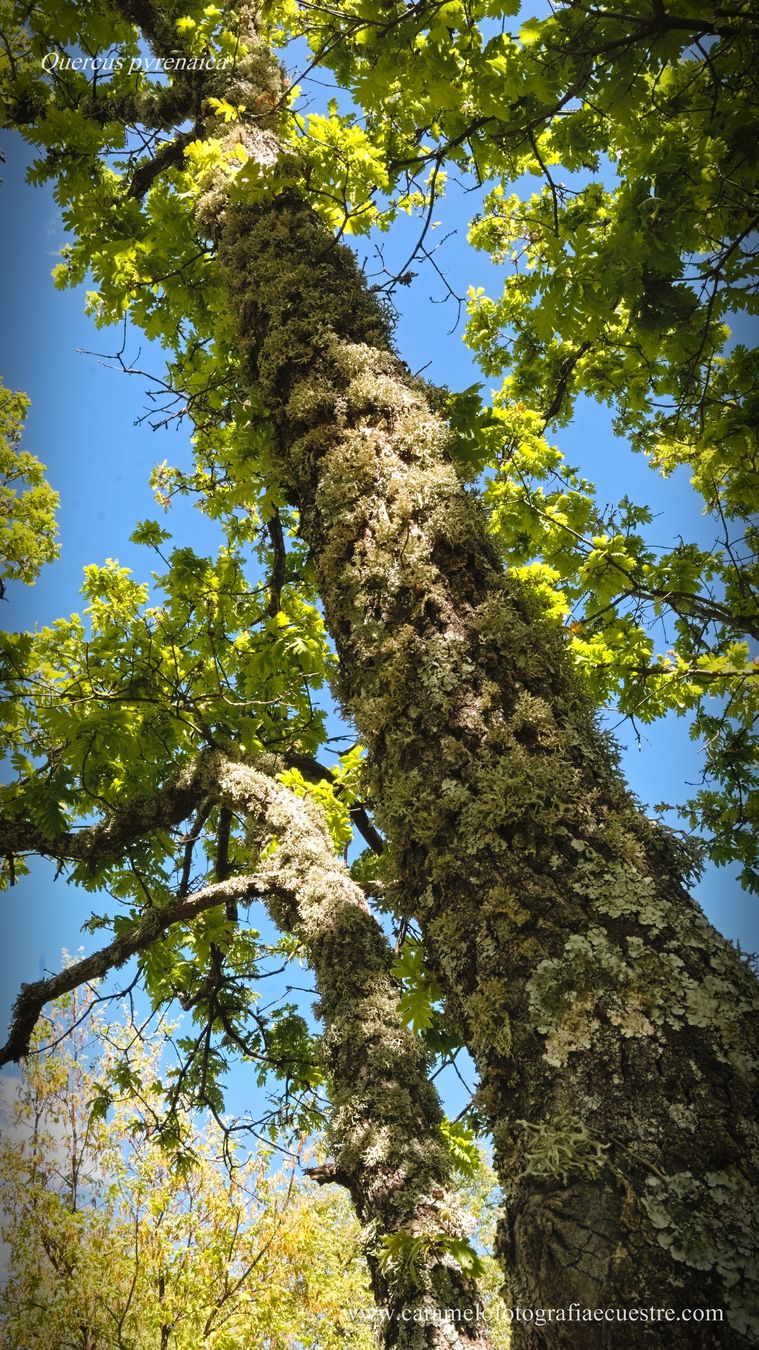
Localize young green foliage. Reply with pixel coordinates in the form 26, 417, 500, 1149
0, 381, 59, 591
0, 990, 378, 1349
5, 0, 754, 879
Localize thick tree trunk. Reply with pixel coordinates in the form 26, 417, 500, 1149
220, 195, 759, 1344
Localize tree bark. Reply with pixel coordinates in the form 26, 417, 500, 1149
209, 756, 491, 1348
219, 193, 759, 1345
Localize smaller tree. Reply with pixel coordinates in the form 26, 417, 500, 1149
0, 988, 508, 1349
0, 988, 376, 1349
0, 380, 59, 596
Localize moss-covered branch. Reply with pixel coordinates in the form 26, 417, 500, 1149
1, 759, 206, 872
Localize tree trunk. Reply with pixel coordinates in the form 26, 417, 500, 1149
220, 194, 759, 1345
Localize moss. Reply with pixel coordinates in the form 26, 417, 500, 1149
487, 884, 531, 930
468, 980, 512, 1058
216, 174, 759, 1324
221, 204, 394, 412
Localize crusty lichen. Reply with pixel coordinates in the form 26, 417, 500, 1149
527, 920, 759, 1073
217, 183, 759, 1329
202, 754, 488, 1340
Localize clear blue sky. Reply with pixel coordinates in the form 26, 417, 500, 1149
1, 121, 756, 1127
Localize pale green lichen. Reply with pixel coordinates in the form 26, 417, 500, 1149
667, 1102, 697, 1131
218, 184, 759, 1322
642, 1168, 759, 1339
467, 979, 512, 1058
527, 920, 759, 1073
517, 1112, 609, 1184
577, 854, 673, 930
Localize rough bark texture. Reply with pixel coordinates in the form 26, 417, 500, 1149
209, 756, 491, 1348
220, 195, 759, 1345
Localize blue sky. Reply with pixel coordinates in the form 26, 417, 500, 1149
1, 119, 756, 1128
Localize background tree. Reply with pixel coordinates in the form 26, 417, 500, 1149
0, 988, 505, 1348
0, 1, 758, 1345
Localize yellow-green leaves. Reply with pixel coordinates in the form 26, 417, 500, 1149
0, 382, 59, 590
287, 108, 395, 235
392, 935, 444, 1034
0, 534, 333, 881
441, 1117, 482, 1180
277, 765, 352, 849
0, 993, 377, 1350
447, 385, 759, 887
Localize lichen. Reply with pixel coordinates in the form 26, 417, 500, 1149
667, 1102, 697, 1131
527, 921, 759, 1073
641, 1167, 759, 1339
577, 854, 673, 930
517, 1112, 609, 1184
217, 178, 759, 1323
203, 754, 486, 1332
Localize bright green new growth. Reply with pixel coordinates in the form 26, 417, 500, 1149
5, 0, 755, 882
0, 991, 378, 1349
0, 381, 59, 590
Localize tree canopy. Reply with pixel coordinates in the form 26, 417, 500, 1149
0, 989, 504, 1348
3, 0, 756, 882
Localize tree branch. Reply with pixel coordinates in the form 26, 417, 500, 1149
0, 872, 262, 1066
1, 761, 206, 872
266, 511, 287, 617
284, 750, 385, 854
127, 129, 196, 199
0, 750, 487, 1337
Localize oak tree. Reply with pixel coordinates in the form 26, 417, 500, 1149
1, 1, 758, 1345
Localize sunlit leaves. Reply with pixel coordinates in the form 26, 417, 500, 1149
0, 993, 376, 1349
441, 1117, 482, 1180
0, 382, 59, 590
443, 383, 759, 883
378, 1229, 485, 1282
392, 936, 444, 1035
